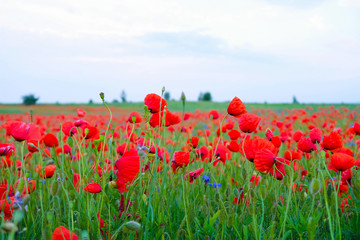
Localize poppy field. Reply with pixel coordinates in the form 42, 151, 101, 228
1, 93, 360, 240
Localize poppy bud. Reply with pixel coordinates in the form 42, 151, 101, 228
309, 178, 321, 196
46, 159, 55, 166
109, 181, 118, 189
51, 181, 60, 196
16, 178, 25, 193
181, 92, 186, 102
125, 221, 141, 232
2, 222, 17, 233
67, 137, 74, 147
99, 92, 105, 100
162, 86, 166, 93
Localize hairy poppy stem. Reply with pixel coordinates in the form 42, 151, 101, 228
210, 113, 228, 164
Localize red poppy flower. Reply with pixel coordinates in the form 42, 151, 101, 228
115, 149, 140, 192
213, 144, 232, 166
227, 97, 247, 117
238, 114, 261, 133
284, 150, 301, 161
241, 138, 277, 162
297, 138, 316, 153
36, 164, 57, 178
56, 144, 71, 155
209, 110, 220, 120
292, 130, 303, 142
323, 132, 343, 152
52, 226, 78, 240
43, 133, 59, 148
254, 148, 278, 173
199, 145, 209, 162
328, 153, 355, 172
0, 143, 15, 157
82, 126, 100, 140
266, 129, 273, 141
171, 151, 190, 173
27, 140, 39, 153
227, 140, 240, 152
144, 93, 167, 113
309, 128, 322, 143
271, 136, 282, 148
187, 136, 199, 148
149, 111, 181, 128
84, 183, 102, 193
128, 111, 143, 124
353, 122, 360, 135
250, 175, 261, 187
0, 184, 14, 200
228, 129, 240, 140
0, 198, 13, 221
74, 119, 89, 127
62, 122, 76, 136
269, 157, 287, 180
187, 167, 204, 183
77, 109, 86, 118
6, 121, 41, 142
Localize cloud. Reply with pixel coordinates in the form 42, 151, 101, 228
0, 0, 359, 103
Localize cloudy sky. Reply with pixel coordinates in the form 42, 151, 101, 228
0, 0, 359, 104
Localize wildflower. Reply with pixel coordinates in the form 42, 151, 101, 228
144, 93, 167, 113
52, 226, 78, 240
115, 149, 140, 192
238, 114, 261, 133
227, 97, 247, 117
328, 153, 355, 172
84, 183, 102, 193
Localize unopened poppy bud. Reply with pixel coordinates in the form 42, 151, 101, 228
99, 92, 105, 100
17, 179, 25, 192
132, 115, 137, 123
2, 222, 17, 233
22, 194, 31, 205
67, 137, 74, 147
109, 181, 118, 189
51, 181, 60, 196
46, 159, 55, 166
84, 128, 90, 136
28, 142, 37, 148
162, 86, 165, 93
309, 178, 321, 196
125, 221, 141, 232
181, 92, 186, 102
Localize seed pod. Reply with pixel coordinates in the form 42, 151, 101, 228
2, 222, 17, 233
309, 178, 321, 196
125, 221, 141, 232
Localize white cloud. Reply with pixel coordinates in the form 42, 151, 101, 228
0, 0, 359, 103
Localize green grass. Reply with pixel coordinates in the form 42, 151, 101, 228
1, 101, 360, 239
0, 101, 359, 115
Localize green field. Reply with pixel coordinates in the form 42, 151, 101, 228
1, 101, 359, 115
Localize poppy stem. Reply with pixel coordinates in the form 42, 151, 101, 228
210, 113, 228, 164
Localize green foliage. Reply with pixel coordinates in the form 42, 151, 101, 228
121, 90, 127, 103
164, 92, 170, 101
293, 95, 299, 104
198, 92, 212, 102
22, 94, 39, 105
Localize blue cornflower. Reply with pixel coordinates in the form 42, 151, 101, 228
203, 175, 210, 184
209, 183, 221, 188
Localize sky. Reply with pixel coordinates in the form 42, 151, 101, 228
0, 0, 359, 104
